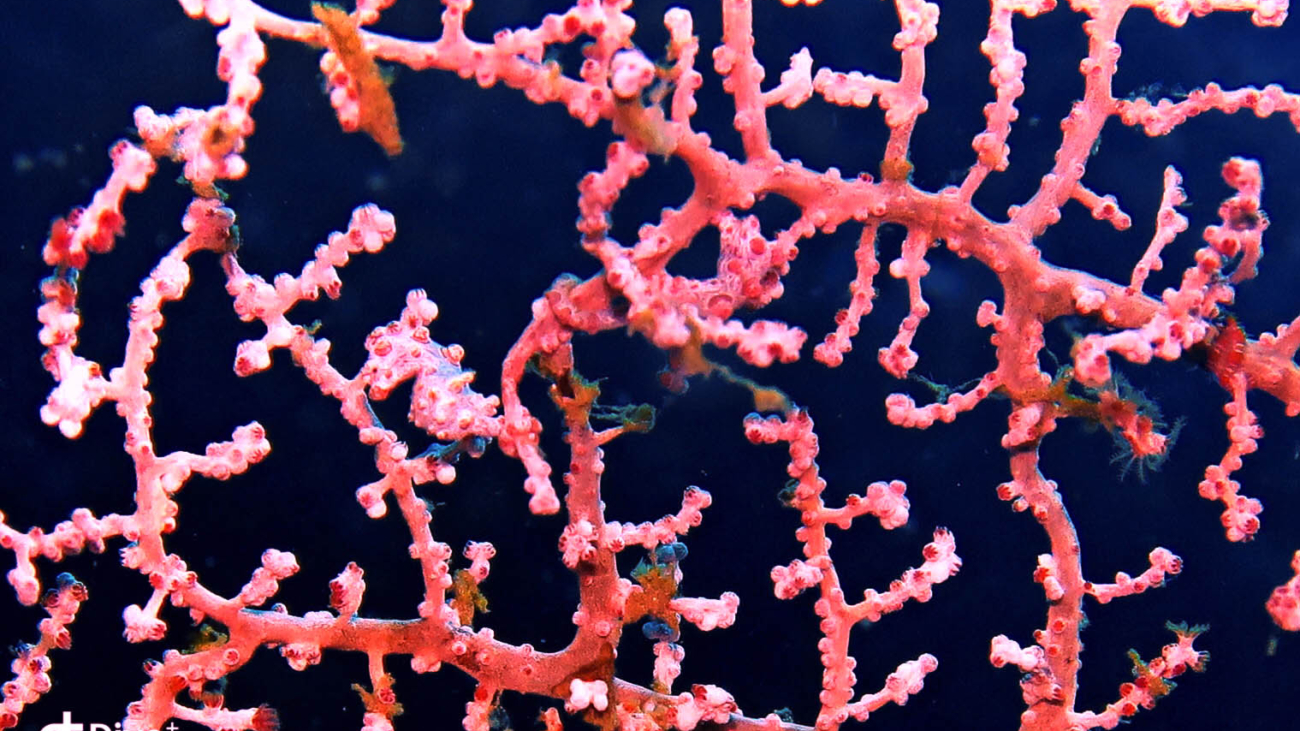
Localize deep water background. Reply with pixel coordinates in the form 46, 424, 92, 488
2, 1, 1299, 730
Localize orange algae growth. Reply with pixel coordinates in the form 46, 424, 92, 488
312, 3, 404, 156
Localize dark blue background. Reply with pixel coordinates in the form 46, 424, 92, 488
2, 1, 1299, 730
